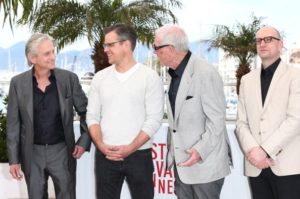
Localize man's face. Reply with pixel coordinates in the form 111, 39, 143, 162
103, 31, 127, 65
29, 39, 56, 70
153, 36, 175, 69
256, 27, 283, 61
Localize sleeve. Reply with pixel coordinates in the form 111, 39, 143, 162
71, 73, 91, 151
86, 75, 102, 127
6, 78, 21, 164
235, 77, 260, 154
141, 71, 164, 138
192, 68, 228, 160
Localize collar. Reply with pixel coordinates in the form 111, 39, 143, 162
32, 68, 56, 82
168, 51, 191, 78
261, 58, 281, 76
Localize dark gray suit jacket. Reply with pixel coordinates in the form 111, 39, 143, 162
6, 68, 91, 176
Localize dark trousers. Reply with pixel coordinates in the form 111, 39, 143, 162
95, 149, 154, 199
25, 142, 76, 199
249, 168, 300, 199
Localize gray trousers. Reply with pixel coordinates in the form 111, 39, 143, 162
25, 142, 76, 199
174, 167, 224, 199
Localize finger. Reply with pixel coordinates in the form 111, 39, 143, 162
106, 152, 122, 159
109, 146, 120, 151
76, 150, 85, 159
11, 170, 17, 179
11, 169, 22, 180
246, 151, 252, 157
74, 154, 81, 159
266, 158, 275, 166
72, 147, 78, 156
11, 169, 17, 178
185, 149, 192, 154
106, 156, 124, 161
16, 171, 23, 180
178, 159, 193, 167
248, 158, 255, 165
246, 154, 253, 161
106, 150, 121, 158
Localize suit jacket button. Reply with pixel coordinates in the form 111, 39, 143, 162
173, 130, 176, 133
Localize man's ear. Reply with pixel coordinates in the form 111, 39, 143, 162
28, 54, 36, 65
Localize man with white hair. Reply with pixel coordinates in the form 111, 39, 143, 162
154, 24, 232, 199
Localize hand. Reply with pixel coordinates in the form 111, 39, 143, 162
246, 146, 267, 166
97, 143, 124, 161
9, 164, 23, 181
105, 145, 135, 161
255, 158, 274, 169
72, 145, 86, 159
247, 147, 274, 169
177, 148, 201, 167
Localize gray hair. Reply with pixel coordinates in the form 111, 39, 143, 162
155, 24, 189, 52
25, 33, 54, 66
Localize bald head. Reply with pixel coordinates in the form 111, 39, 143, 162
256, 26, 283, 67
256, 26, 281, 39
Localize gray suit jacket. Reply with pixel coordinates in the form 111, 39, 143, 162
166, 54, 231, 184
6, 68, 91, 176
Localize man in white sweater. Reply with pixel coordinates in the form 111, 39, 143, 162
86, 23, 164, 199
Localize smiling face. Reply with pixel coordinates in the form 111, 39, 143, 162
256, 27, 283, 67
103, 31, 127, 65
28, 39, 56, 71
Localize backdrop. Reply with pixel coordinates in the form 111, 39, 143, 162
75, 122, 251, 199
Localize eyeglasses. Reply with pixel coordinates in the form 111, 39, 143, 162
153, 44, 171, 51
103, 40, 126, 48
255, 36, 280, 45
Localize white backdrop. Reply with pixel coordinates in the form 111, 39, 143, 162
75, 122, 251, 199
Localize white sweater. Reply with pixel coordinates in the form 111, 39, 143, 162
86, 63, 164, 149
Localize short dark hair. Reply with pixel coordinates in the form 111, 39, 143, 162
104, 23, 137, 51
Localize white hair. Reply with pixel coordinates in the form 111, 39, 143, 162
155, 24, 189, 52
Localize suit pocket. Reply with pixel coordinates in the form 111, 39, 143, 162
186, 95, 193, 100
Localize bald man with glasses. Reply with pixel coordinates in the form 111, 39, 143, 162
236, 26, 300, 199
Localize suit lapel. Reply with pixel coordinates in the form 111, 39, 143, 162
54, 69, 66, 120
174, 60, 193, 122
166, 78, 174, 127
262, 62, 286, 113
253, 69, 263, 114
24, 70, 34, 124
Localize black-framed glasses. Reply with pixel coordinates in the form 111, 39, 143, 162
103, 40, 126, 48
255, 36, 280, 45
153, 44, 171, 51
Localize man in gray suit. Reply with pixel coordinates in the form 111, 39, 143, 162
6, 33, 91, 199
154, 24, 231, 199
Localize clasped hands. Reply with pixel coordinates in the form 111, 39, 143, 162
247, 146, 274, 169
99, 143, 134, 161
